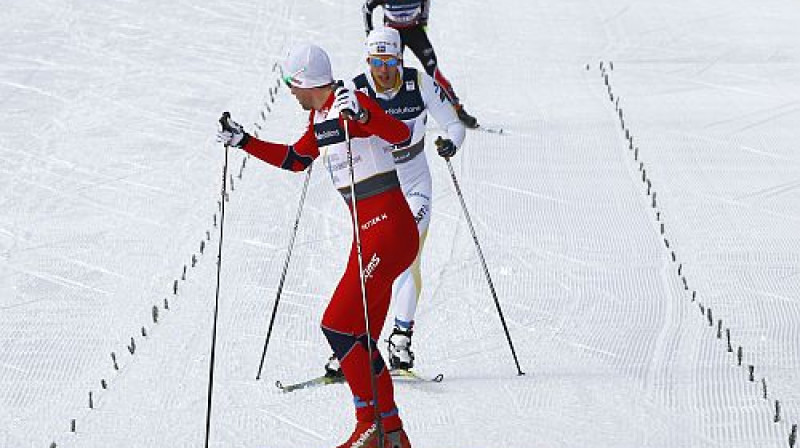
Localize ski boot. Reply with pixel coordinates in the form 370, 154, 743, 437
336, 422, 412, 448
454, 104, 478, 129
385, 428, 412, 448
324, 353, 344, 379
387, 326, 414, 370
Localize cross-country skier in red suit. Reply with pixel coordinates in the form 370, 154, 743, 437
363, 0, 479, 128
217, 44, 415, 448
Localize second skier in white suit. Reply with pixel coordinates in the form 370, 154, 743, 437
326, 27, 465, 375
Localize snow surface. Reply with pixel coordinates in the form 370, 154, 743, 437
1, 0, 799, 447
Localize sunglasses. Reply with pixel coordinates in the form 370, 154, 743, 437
368, 57, 400, 68
283, 67, 306, 88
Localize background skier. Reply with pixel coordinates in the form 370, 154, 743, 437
362, 0, 479, 128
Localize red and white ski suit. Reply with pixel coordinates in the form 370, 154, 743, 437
241, 91, 418, 432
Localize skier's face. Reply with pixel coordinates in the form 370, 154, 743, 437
289, 85, 317, 111
368, 55, 401, 90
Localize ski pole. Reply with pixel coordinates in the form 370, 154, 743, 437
255, 163, 314, 380
439, 137, 525, 376
205, 113, 233, 448
344, 119, 385, 446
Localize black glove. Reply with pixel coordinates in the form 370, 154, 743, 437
217, 112, 251, 148
435, 137, 457, 158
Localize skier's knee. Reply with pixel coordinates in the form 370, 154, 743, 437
321, 325, 357, 360
356, 333, 388, 375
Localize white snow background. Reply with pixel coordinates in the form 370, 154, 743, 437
1, 0, 799, 447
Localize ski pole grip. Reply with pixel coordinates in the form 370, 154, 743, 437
219, 111, 232, 132
435, 136, 450, 160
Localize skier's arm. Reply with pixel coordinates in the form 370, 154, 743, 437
241, 121, 319, 172
420, 73, 466, 149
363, 0, 385, 34
349, 91, 411, 146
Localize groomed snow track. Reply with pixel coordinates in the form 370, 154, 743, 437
1, 1, 798, 447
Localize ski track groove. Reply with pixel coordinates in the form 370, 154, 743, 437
601, 57, 800, 446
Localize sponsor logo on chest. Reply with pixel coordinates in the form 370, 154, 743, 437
379, 80, 424, 120
314, 119, 346, 147
316, 129, 340, 140
386, 105, 423, 116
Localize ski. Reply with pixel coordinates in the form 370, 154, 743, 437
275, 374, 344, 393
473, 124, 505, 135
431, 123, 506, 135
275, 369, 443, 393
390, 369, 444, 383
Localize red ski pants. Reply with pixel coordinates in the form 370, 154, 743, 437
321, 187, 419, 432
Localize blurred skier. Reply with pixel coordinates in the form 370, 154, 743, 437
217, 43, 415, 448
324, 28, 465, 376
363, 0, 479, 128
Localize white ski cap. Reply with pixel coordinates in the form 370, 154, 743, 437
283, 43, 334, 88
366, 27, 403, 58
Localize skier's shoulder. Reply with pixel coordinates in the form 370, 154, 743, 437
402, 66, 420, 80
398, 66, 427, 92
412, 69, 442, 101
351, 72, 379, 101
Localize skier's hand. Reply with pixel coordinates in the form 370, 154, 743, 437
435, 137, 458, 159
331, 84, 367, 122
217, 112, 250, 148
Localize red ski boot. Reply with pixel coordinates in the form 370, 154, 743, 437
336, 422, 411, 448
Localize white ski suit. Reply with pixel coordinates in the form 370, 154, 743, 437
353, 66, 466, 330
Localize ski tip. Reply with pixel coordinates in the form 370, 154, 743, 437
275, 380, 284, 390
390, 369, 445, 383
